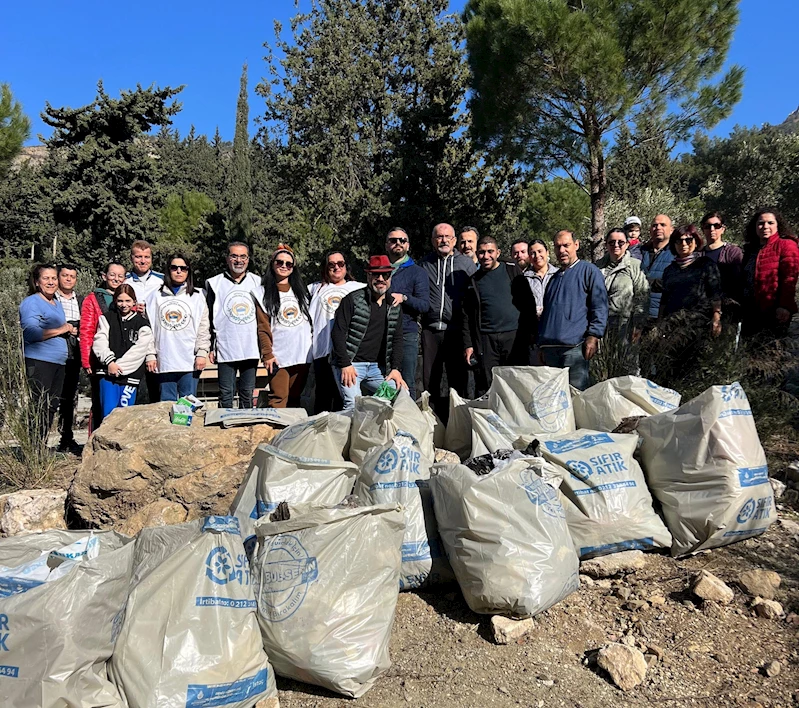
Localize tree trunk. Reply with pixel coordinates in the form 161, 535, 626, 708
588, 139, 606, 263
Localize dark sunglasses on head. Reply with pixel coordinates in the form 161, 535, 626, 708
327, 261, 346, 270
703, 223, 724, 230
274, 259, 294, 269
388, 237, 408, 244
170, 264, 189, 272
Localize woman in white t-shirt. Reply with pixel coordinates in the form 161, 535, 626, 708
308, 250, 366, 413
255, 244, 313, 408
145, 253, 211, 401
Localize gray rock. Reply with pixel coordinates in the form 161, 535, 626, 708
0, 489, 67, 537
692, 570, 734, 604
580, 551, 647, 579
597, 643, 648, 691
491, 615, 535, 644
579, 574, 595, 587
779, 518, 799, 536
434, 448, 460, 465
763, 660, 781, 677
752, 597, 783, 620
737, 569, 781, 600
615, 587, 632, 601
769, 478, 786, 499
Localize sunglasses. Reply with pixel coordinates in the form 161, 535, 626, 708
170, 264, 189, 272
327, 261, 346, 270
607, 240, 627, 247
676, 237, 695, 244
274, 259, 294, 269
369, 272, 391, 280
703, 223, 724, 230
388, 237, 408, 244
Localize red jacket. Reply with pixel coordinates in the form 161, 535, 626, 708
754, 235, 799, 315
80, 291, 113, 369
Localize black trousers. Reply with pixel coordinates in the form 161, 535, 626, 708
137, 369, 161, 405
58, 358, 81, 445
313, 357, 343, 414
25, 358, 65, 444
421, 327, 468, 423
89, 373, 103, 435
476, 330, 529, 394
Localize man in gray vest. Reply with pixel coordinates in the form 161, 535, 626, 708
330, 255, 406, 409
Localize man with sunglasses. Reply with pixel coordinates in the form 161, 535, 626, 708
330, 255, 406, 409
384, 227, 429, 399
203, 242, 263, 408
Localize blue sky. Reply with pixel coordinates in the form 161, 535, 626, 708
3, 0, 797, 148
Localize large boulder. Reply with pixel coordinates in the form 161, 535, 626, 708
69, 402, 278, 530
0, 489, 67, 536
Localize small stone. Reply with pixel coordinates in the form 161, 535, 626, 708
786, 612, 799, 626
692, 570, 734, 604
770, 478, 787, 499
540, 679, 555, 687
0, 489, 67, 537
648, 595, 666, 606
491, 615, 535, 644
498, 686, 510, 695
647, 644, 665, 660
645, 654, 657, 668
763, 660, 781, 677
779, 518, 799, 536
621, 635, 636, 647
597, 643, 648, 691
434, 448, 460, 464
737, 570, 781, 600
625, 600, 648, 611
254, 699, 280, 708
615, 587, 632, 601
579, 574, 595, 587
580, 550, 648, 578
752, 597, 783, 620
596, 579, 612, 589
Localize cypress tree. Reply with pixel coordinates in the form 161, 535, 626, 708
228, 63, 252, 243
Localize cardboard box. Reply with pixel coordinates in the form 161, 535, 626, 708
176, 394, 204, 411
170, 404, 194, 426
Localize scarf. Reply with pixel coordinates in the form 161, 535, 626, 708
674, 252, 700, 268
391, 253, 410, 273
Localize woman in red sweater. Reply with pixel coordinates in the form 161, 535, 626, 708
741, 208, 799, 337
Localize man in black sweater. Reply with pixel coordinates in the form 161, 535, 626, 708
330, 255, 406, 409
462, 235, 536, 392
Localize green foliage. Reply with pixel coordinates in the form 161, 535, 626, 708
42, 81, 183, 268
681, 124, 799, 238
0, 84, 31, 178
464, 0, 743, 245
258, 0, 522, 268
227, 64, 253, 243
159, 191, 217, 257
0, 163, 58, 261
519, 178, 590, 243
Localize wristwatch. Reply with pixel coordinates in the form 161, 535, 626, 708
402, 294, 407, 303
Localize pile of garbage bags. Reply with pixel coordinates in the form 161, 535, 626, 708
0, 372, 777, 705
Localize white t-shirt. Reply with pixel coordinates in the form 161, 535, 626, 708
145, 286, 208, 373
204, 272, 263, 363
269, 287, 313, 368
308, 280, 367, 359
125, 270, 165, 305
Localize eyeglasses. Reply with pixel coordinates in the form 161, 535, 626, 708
228, 255, 249, 261
703, 223, 724, 230
607, 240, 627, 247
676, 237, 695, 244
369, 272, 391, 280
434, 235, 454, 241
170, 265, 189, 272
274, 259, 294, 269
327, 261, 346, 270
388, 237, 408, 244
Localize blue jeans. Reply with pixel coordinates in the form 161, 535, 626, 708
159, 371, 200, 401
333, 362, 391, 410
401, 328, 419, 400
540, 343, 590, 391
217, 359, 258, 409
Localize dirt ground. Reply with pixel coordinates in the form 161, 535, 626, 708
274, 516, 799, 708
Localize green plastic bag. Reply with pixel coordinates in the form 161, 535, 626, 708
373, 381, 398, 402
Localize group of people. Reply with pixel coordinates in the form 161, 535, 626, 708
18, 207, 799, 448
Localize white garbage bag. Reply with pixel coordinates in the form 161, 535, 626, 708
469, 408, 520, 457
271, 411, 351, 461
109, 516, 277, 708
487, 366, 576, 436
637, 382, 775, 556
251, 503, 405, 698
204, 407, 309, 428
417, 391, 446, 448
0, 530, 134, 708
573, 375, 681, 431
444, 389, 489, 460
229, 443, 358, 553
429, 458, 580, 616
540, 429, 672, 558
355, 432, 452, 589
348, 388, 434, 466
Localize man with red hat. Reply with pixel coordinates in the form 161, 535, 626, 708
330, 255, 406, 409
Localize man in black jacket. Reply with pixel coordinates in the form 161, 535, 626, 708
462, 236, 536, 392
55, 263, 83, 453
420, 222, 477, 418
330, 255, 406, 409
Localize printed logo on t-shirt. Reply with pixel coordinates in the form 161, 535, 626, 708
223, 290, 256, 325
277, 295, 305, 327
159, 298, 192, 331
320, 286, 349, 316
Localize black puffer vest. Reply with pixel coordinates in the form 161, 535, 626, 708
345, 288, 401, 371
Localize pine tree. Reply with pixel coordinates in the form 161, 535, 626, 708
0, 84, 31, 178
228, 63, 252, 244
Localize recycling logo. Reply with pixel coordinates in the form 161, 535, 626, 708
737, 498, 756, 524
376, 448, 399, 475
566, 459, 593, 481
205, 546, 235, 585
